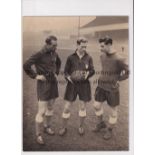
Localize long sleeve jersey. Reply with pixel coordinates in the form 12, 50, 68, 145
23, 45, 61, 81
64, 50, 95, 80
98, 52, 129, 91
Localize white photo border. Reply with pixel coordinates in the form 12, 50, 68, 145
22, 0, 133, 155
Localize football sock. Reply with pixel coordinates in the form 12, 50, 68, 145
62, 118, 69, 129
36, 122, 43, 136
44, 116, 52, 128
97, 115, 103, 124
79, 116, 85, 127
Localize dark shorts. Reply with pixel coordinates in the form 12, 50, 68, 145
95, 87, 120, 107
37, 80, 58, 101
64, 80, 91, 102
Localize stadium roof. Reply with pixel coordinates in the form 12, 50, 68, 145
81, 16, 128, 28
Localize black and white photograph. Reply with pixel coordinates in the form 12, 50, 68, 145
5, 0, 155, 155
23, 16, 130, 151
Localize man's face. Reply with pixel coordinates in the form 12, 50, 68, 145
100, 42, 111, 54
47, 40, 57, 52
77, 42, 87, 54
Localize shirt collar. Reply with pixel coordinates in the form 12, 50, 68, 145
75, 49, 87, 59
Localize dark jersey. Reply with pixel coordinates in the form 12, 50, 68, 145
64, 50, 95, 80
98, 52, 129, 91
23, 45, 61, 81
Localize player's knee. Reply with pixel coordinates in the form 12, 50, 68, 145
64, 101, 71, 112
79, 102, 86, 117
80, 103, 86, 110
35, 112, 44, 123
93, 101, 104, 116
110, 106, 118, 117
62, 102, 71, 119
35, 103, 46, 123
47, 104, 53, 111
93, 101, 101, 111
64, 104, 70, 113
63, 107, 70, 114
62, 109, 70, 119
109, 106, 118, 125
45, 109, 54, 116
47, 99, 55, 110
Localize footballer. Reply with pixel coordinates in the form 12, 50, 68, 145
93, 36, 129, 140
23, 36, 61, 145
59, 37, 95, 136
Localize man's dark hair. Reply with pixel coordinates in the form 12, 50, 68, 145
77, 37, 88, 45
99, 36, 113, 45
45, 35, 57, 45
